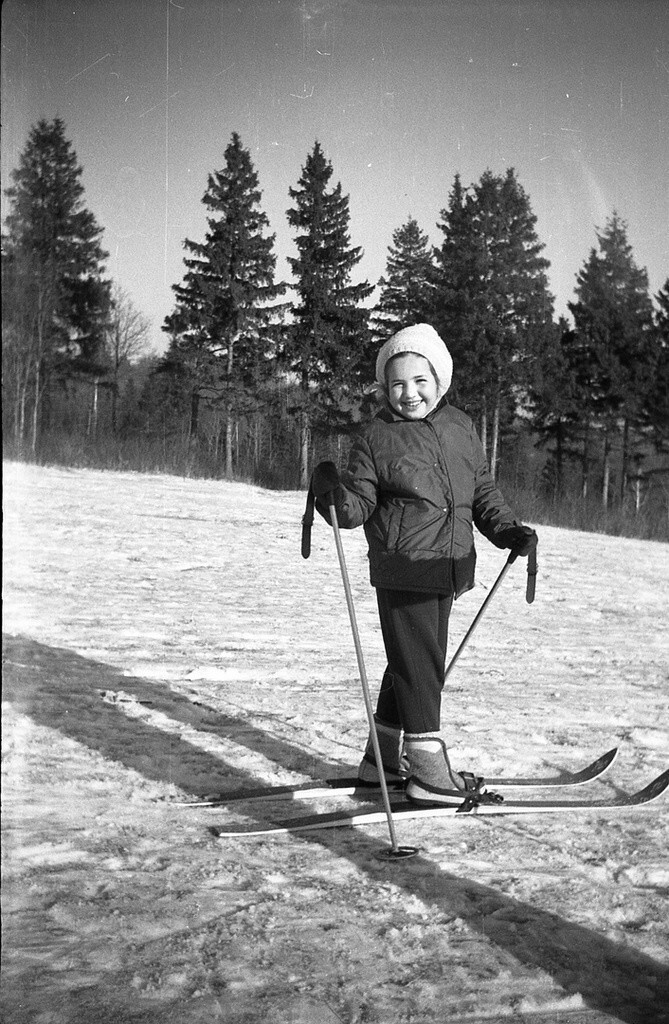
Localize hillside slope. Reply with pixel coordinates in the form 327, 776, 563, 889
3, 462, 668, 1024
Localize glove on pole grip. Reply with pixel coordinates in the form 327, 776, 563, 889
301, 485, 315, 559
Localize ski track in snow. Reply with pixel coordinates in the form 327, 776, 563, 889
2, 461, 669, 1024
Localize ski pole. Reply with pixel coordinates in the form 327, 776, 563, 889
443, 547, 536, 684
326, 495, 418, 861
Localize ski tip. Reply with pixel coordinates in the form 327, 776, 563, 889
553, 746, 618, 786
634, 767, 669, 804
591, 747, 618, 772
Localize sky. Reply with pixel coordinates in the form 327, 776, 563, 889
2, 0, 668, 354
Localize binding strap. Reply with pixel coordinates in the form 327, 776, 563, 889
457, 789, 505, 813
459, 771, 484, 792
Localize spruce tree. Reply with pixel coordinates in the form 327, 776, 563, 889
163, 132, 285, 475
432, 174, 485, 415
568, 213, 656, 506
2, 118, 110, 452
285, 141, 373, 486
433, 169, 554, 475
372, 217, 435, 339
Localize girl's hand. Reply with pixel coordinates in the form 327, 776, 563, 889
505, 525, 538, 557
311, 461, 341, 498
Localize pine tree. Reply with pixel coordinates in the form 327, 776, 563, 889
434, 169, 554, 476
372, 217, 435, 339
2, 118, 110, 452
285, 141, 373, 486
163, 132, 285, 475
568, 213, 656, 507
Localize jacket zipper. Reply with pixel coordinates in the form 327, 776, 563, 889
425, 419, 457, 593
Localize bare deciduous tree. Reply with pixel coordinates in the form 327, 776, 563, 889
106, 285, 152, 432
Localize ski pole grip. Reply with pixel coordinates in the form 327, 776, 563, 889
301, 485, 315, 559
526, 546, 537, 604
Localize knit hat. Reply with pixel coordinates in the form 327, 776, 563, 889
375, 324, 453, 396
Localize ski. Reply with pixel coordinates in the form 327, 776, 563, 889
174, 747, 619, 807
210, 768, 669, 836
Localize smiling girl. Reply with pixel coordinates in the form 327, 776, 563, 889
311, 323, 537, 806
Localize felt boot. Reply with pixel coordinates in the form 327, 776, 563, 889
357, 717, 409, 785
405, 735, 469, 805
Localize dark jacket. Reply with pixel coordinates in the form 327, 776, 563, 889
322, 399, 521, 597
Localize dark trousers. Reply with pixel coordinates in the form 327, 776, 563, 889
374, 588, 453, 734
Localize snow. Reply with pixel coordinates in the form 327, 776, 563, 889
2, 460, 669, 1024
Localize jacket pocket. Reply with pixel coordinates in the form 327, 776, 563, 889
395, 500, 451, 553
369, 498, 409, 552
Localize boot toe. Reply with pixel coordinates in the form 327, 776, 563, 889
405, 776, 467, 806
357, 755, 408, 786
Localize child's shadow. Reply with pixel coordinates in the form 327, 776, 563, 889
2, 633, 342, 796
4, 634, 668, 1022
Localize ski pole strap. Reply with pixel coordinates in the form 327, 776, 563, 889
526, 546, 538, 604
301, 484, 315, 559
505, 547, 537, 603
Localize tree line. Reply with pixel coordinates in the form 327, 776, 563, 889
2, 119, 668, 538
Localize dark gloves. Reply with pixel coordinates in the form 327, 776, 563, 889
311, 461, 341, 499
504, 525, 538, 557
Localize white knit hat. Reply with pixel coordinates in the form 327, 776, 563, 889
375, 324, 453, 396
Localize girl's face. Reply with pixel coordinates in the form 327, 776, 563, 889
386, 352, 440, 420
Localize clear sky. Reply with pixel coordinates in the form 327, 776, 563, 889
2, 0, 668, 353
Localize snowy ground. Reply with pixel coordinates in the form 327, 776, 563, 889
2, 461, 669, 1024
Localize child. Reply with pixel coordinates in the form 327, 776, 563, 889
311, 323, 537, 806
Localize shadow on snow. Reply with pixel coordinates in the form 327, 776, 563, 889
3, 633, 668, 1024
